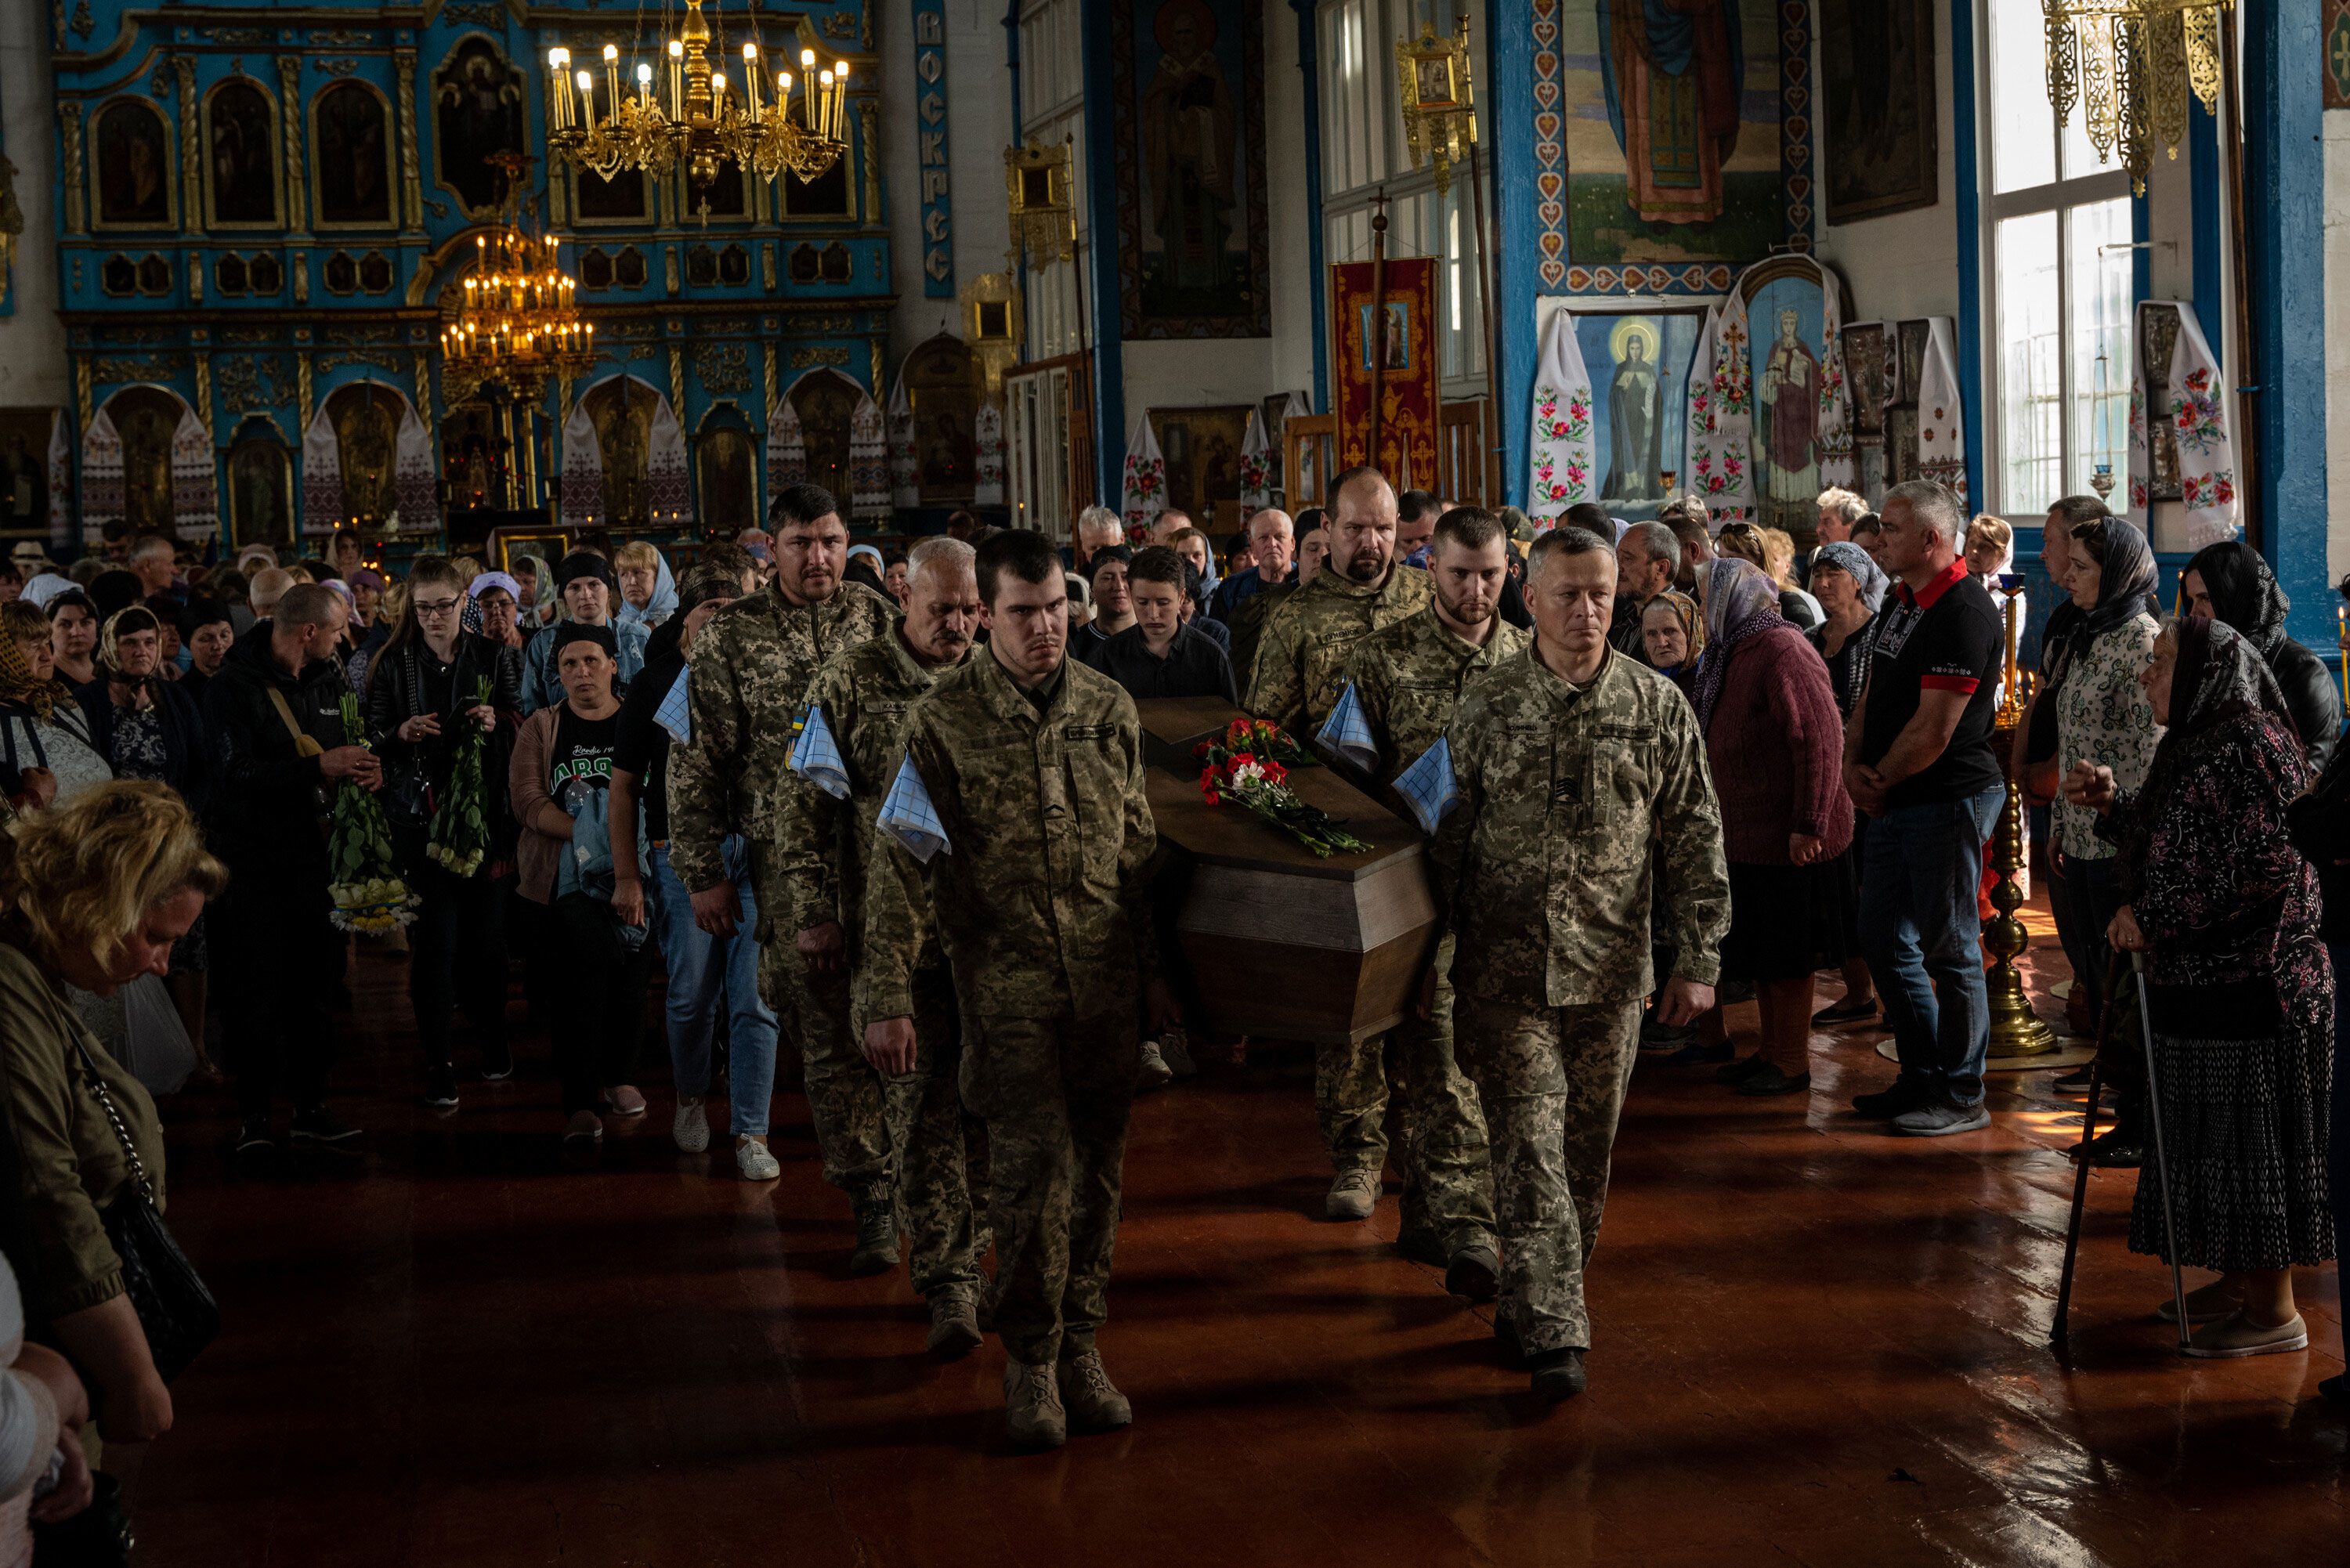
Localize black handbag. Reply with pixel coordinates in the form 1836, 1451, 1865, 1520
72, 1039, 219, 1384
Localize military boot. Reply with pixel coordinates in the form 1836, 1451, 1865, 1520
1057, 1349, 1133, 1434
848, 1194, 900, 1276
927, 1288, 982, 1360
1528, 1347, 1586, 1404
1003, 1360, 1067, 1451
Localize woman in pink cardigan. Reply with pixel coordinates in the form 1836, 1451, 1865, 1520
1690, 559, 1855, 1096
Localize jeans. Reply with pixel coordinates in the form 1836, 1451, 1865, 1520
647, 838, 779, 1140
409, 860, 509, 1067
1860, 782, 2005, 1107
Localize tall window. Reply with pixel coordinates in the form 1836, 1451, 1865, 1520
1018, 0, 1088, 362
1982, 0, 2133, 517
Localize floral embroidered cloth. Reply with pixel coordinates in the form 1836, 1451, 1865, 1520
2128, 300, 2238, 547
1527, 309, 1596, 529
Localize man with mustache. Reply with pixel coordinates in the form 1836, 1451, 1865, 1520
1245, 467, 1432, 734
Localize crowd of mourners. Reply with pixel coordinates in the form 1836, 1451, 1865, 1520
0, 464, 2338, 1510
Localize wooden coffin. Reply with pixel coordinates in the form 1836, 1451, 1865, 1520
1136, 699, 1438, 1046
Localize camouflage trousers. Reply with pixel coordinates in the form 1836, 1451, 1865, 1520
960, 1009, 1136, 1366
756, 933, 892, 1205
1455, 994, 1643, 1355
884, 964, 985, 1299
1314, 934, 1497, 1252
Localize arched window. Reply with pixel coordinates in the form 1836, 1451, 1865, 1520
312, 81, 394, 227
204, 78, 280, 227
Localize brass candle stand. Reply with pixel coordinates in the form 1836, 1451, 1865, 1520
1985, 583, 2056, 1056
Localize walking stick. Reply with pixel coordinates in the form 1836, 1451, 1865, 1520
2134, 952, 2193, 1353
2048, 1050, 2103, 1357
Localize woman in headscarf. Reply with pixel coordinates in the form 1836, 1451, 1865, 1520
1714, 522, 1819, 631
2066, 617, 2337, 1357
612, 541, 678, 633
508, 552, 556, 634
1803, 540, 1889, 1025
2181, 540, 2341, 771
1692, 558, 1854, 1097
843, 544, 887, 598
1636, 590, 1704, 698
0, 602, 109, 811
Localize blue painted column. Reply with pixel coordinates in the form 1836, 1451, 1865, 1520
1078, 1, 1126, 507
2189, 105, 2222, 336
1950, 0, 1986, 510
2243, 0, 2330, 642
1488, 2, 1538, 511
1291, 0, 1329, 413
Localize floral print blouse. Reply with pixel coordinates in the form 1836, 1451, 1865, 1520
2053, 612, 2160, 860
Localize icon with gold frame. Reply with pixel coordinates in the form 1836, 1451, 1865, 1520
960, 271, 1024, 395
1004, 139, 1076, 269
1396, 19, 1477, 196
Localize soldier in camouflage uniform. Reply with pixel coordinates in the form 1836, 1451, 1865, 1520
1244, 468, 1432, 735
1324, 507, 1528, 1292
1431, 526, 1729, 1403
859, 530, 1177, 1453
783, 538, 988, 1357
668, 482, 902, 1272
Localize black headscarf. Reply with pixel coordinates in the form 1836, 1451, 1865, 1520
2116, 617, 2295, 884
2028, 517, 2158, 764
2185, 540, 2289, 658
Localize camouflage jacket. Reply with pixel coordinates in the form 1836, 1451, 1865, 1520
857, 649, 1160, 1028
777, 627, 959, 946
1245, 565, 1433, 734
1342, 606, 1532, 786
667, 580, 898, 912
1432, 644, 1730, 1007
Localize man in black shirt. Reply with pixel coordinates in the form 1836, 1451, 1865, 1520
1844, 480, 2007, 1136
1092, 546, 1238, 702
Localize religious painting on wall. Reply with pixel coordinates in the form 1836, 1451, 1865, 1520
433, 37, 526, 219
92, 100, 172, 229
107, 387, 184, 538
1885, 406, 1919, 486
583, 378, 656, 524
1329, 259, 1438, 490
0, 410, 52, 537
901, 336, 981, 502
1841, 321, 1889, 437
1570, 309, 1706, 520
789, 370, 864, 505
205, 80, 280, 226
1109, 0, 1273, 338
1741, 258, 1854, 534
313, 82, 393, 228
697, 427, 757, 533
1147, 405, 1252, 529
226, 433, 293, 547
1896, 318, 1930, 405
2138, 302, 2185, 500
1566, 1, 1783, 265
575, 168, 649, 223
441, 405, 504, 511
1820, 0, 1937, 223
326, 384, 402, 523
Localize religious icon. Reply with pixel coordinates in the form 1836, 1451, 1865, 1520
789, 369, 862, 504
227, 436, 293, 547
1355, 302, 1412, 372
574, 168, 648, 223
901, 334, 981, 501
328, 386, 400, 524
1149, 405, 1252, 522
432, 38, 526, 218
1141, 0, 1238, 294
1842, 321, 1889, 438
584, 378, 655, 524
2138, 302, 2185, 501
1598, 0, 1743, 226
107, 388, 184, 538
698, 428, 757, 532
1758, 307, 1821, 515
1600, 318, 1666, 504
313, 83, 392, 227
1821, 0, 1938, 224
1896, 319, 1930, 406
93, 100, 172, 228
207, 81, 279, 226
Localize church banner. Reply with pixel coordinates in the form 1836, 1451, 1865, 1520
1330, 258, 1438, 491
1526, 309, 1597, 529
1917, 316, 1967, 507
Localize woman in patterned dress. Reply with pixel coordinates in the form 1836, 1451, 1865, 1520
2067, 616, 2337, 1357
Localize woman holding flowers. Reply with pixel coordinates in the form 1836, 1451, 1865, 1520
367, 557, 522, 1111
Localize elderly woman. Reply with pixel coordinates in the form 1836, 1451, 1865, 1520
2067, 619, 2337, 1357
74, 607, 208, 810
2181, 540, 2341, 771
470, 570, 526, 652
612, 540, 678, 634
0, 782, 227, 1476
1804, 541, 1889, 1025
1715, 522, 1820, 631
1694, 558, 1855, 1097
1, 602, 110, 812
1637, 591, 1704, 696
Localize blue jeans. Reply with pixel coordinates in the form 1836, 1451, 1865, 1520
648, 838, 779, 1139
1859, 782, 2005, 1107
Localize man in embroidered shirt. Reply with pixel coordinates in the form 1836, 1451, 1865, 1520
1843, 480, 2007, 1137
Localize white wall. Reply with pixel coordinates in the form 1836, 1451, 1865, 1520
1809, 0, 1961, 328
880, 0, 1014, 370
0, 3, 68, 414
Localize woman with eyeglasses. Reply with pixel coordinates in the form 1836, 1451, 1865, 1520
367, 557, 522, 1109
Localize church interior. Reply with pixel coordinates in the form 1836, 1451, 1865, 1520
0, 1, 2346, 1563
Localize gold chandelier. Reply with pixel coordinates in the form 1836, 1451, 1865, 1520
2043, 0, 2232, 195
544, 0, 852, 198
439, 188, 595, 405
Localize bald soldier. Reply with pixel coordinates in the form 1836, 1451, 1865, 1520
668, 482, 902, 1273
1431, 526, 1729, 1404
1245, 468, 1433, 734
783, 537, 988, 1359
859, 529, 1178, 1451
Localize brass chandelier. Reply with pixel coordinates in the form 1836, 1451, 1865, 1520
2043, 0, 2232, 194
439, 164, 596, 406
544, 0, 852, 197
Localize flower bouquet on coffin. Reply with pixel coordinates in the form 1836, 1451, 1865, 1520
1193, 719, 1370, 858
425, 677, 492, 878
328, 692, 420, 934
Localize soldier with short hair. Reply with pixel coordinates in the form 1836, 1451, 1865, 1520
859, 529, 1177, 1451
1431, 526, 1729, 1404
668, 482, 902, 1270
1245, 466, 1432, 733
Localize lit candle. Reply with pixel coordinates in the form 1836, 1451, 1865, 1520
576, 70, 595, 125
834, 59, 851, 137
743, 43, 761, 119
819, 69, 834, 138
667, 39, 685, 118
548, 49, 573, 128
602, 44, 621, 122
637, 62, 653, 103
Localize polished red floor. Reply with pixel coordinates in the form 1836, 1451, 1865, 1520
139, 917, 2345, 1566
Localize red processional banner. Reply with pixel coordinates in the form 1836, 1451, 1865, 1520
1329, 258, 1439, 491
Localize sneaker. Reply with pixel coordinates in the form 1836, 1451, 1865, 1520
1324, 1168, 1379, 1221
1528, 1346, 1587, 1403
421, 1064, 460, 1110
1135, 1041, 1173, 1093
562, 1108, 604, 1146
848, 1195, 900, 1276
603, 1085, 648, 1118
673, 1097, 710, 1154
927, 1289, 982, 1360
1811, 994, 1878, 1026
735, 1136, 781, 1182
1712, 1053, 1773, 1085
233, 1113, 275, 1158
290, 1105, 361, 1146
479, 1041, 514, 1082
1851, 1078, 1936, 1119
1057, 1349, 1133, 1433
1735, 1063, 1813, 1098
2184, 1310, 2308, 1359
1893, 1100, 1993, 1137
1444, 1241, 1501, 1303
1003, 1360, 1067, 1451
1158, 1028, 1198, 1078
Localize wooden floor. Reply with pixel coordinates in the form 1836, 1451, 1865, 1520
136, 915, 2345, 1566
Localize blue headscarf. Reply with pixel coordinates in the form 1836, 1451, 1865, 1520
614, 547, 678, 632
1811, 540, 1889, 613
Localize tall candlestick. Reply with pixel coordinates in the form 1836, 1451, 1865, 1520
602, 45, 620, 126
576, 70, 595, 127
743, 43, 761, 119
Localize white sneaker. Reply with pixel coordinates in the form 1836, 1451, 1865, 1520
736, 1136, 781, 1181
673, 1097, 710, 1154
1159, 1028, 1197, 1078
1136, 1041, 1174, 1093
